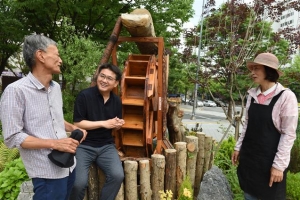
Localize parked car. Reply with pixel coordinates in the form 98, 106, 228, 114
196, 100, 204, 107
203, 100, 217, 107
215, 100, 227, 107
188, 99, 194, 106
188, 100, 204, 107
167, 94, 181, 98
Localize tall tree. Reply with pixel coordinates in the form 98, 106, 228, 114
0, 0, 195, 75
183, 0, 298, 124
280, 55, 300, 100
0, 0, 30, 75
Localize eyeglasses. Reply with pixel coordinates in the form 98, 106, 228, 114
98, 73, 116, 82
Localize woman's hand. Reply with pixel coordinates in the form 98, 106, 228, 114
269, 167, 283, 187
231, 150, 240, 165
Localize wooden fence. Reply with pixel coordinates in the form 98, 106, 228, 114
84, 133, 215, 200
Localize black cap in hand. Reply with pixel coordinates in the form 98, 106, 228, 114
48, 129, 83, 168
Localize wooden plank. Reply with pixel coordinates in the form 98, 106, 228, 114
127, 61, 148, 77
125, 76, 146, 84
122, 130, 144, 146
122, 98, 144, 106
147, 57, 156, 98
122, 113, 143, 130
123, 146, 146, 157
125, 86, 144, 99
129, 54, 152, 61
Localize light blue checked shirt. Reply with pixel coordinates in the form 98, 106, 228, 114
0, 72, 75, 179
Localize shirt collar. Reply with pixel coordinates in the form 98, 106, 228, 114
27, 72, 54, 90
256, 83, 277, 96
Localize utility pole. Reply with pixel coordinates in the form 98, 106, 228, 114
191, 0, 206, 120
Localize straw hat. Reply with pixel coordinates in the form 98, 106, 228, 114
247, 53, 283, 76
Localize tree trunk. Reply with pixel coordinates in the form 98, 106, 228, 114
139, 160, 152, 200
151, 154, 165, 200
124, 160, 138, 200
166, 98, 185, 144
164, 149, 177, 199
194, 132, 206, 198
227, 100, 233, 121
185, 136, 199, 188
174, 142, 187, 197
91, 17, 122, 86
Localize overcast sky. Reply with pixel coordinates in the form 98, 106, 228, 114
184, 0, 225, 28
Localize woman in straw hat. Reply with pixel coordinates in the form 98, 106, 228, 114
231, 53, 298, 200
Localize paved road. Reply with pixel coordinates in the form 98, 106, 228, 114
179, 104, 239, 142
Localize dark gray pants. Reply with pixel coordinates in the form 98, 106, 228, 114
69, 144, 124, 200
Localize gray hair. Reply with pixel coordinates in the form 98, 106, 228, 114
23, 34, 57, 70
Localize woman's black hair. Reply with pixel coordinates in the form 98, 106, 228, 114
264, 66, 279, 82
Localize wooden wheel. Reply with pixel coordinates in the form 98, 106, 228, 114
145, 56, 158, 156
120, 54, 157, 157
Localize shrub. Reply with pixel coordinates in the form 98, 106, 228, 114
214, 136, 244, 199
178, 175, 193, 200
0, 158, 29, 200
0, 142, 19, 172
214, 135, 236, 171
288, 117, 300, 173
224, 165, 244, 200
286, 171, 300, 199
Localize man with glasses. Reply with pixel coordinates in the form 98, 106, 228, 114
70, 63, 125, 200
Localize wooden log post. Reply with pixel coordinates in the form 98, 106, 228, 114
115, 182, 124, 200
87, 163, 99, 200
124, 160, 138, 200
97, 168, 105, 196
185, 136, 199, 189
174, 142, 187, 198
203, 136, 213, 175
151, 154, 165, 200
209, 139, 216, 169
194, 132, 206, 197
164, 149, 177, 199
83, 191, 88, 200
139, 160, 152, 200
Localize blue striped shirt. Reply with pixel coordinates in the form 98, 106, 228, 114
0, 72, 75, 178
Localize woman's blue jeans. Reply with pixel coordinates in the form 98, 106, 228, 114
244, 192, 259, 200
69, 144, 124, 200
